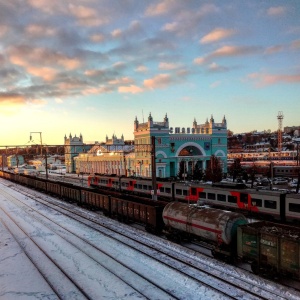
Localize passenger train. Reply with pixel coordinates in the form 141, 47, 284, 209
88, 173, 300, 224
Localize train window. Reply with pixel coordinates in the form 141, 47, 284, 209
264, 200, 277, 209
176, 189, 182, 195
251, 198, 262, 207
240, 193, 248, 204
289, 203, 300, 213
228, 195, 237, 203
138, 184, 143, 189
199, 192, 206, 199
160, 187, 165, 193
165, 187, 171, 194
208, 193, 216, 200
143, 185, 148, 190
183, 190, 188, 196
134, 184, 137, 188
217, 194, 226, 202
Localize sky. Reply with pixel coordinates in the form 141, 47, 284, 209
0, 0, 299, 146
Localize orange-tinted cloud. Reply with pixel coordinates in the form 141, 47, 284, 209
118, 85, 143, 94
144, 74, 172, 89
248, 72, 300, 87
159, 62, 180, 70
267, 6, 287, 16
69, 4, 107, 27
200, 28, 236, 44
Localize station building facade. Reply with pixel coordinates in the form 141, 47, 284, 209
70, 113, 228, 178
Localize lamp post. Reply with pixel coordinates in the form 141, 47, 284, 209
30, 132, 48, 180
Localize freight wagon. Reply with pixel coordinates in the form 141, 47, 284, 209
237, 221, 300, 280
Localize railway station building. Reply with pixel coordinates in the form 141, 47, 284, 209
70, 113, 228, 179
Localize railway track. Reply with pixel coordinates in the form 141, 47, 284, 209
1, 180, 300, 299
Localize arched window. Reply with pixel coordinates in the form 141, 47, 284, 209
179, 146, 202, 156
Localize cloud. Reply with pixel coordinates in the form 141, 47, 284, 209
144, 74, 172, 89
207, 62, 228, 73
211, 45, 259, 57
68, 4, 107, 27
291, 39, 300, 50
194, 45, 261, 65
0, 93, 27, 104
135, 65, 148, 73
25, 24, 56, 37
90, 33, 105, 43
200, 28, 237, 44
145, 0, 178, 16
210, 81, 221, 88
159, 62, 180, 70
109, 77, 134, 85
267, 6, 287, 16
118, 85, 143, 94
26, 66, 58, 81
264, 45, 284, 55
247, 72, 300, 87
111, 29, 123, 38
193, 57, 205, 65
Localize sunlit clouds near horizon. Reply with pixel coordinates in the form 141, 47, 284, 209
0, 0, 299, 145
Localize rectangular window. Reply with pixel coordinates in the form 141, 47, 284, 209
289, 203, 300, 213
199, 192, 206, 199
264, 200, 277, 209
183, 190, 188, 196
143, 185, 148, 190
217, 194, 226, 202
165, 187, 171, 194
160, 187, 165, 193
208, 193, 216, 200
176, 189, 182, 195
251, 198, 262, 207
228, 195, 237, 203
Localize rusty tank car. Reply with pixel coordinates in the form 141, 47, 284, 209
163, 202, 248, 257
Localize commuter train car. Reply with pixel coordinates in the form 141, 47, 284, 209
88, 174, 300, 224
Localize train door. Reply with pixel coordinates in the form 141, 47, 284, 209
240, 193, 249, 209
280, 193, 286, 222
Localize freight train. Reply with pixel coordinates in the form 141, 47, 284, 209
0, 170, 299, 280
88, 174, 300, 224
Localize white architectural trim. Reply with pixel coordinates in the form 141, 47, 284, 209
156, 150, 167, 158
175, 142, 207, 157
215, 150, 226, 157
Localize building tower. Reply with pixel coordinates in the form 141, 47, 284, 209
277, 111, 284, 158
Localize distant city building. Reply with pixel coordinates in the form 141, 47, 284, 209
7, 155, 25, 168
64, 133, 93, 173
284, 126, 300, 136
71, 113, 228, 178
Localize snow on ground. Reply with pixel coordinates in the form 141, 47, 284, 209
1, 178, 300, 300
0, 181, 229, 300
